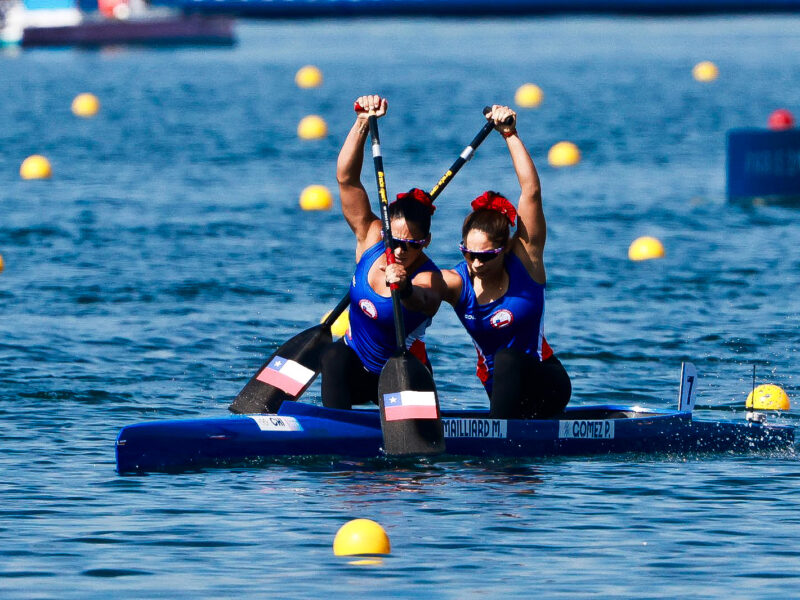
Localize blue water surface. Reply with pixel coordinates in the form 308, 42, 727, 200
1, 16, 800, 598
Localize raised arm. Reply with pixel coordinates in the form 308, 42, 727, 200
487, 105, 546, 284
336, 95, 385, 260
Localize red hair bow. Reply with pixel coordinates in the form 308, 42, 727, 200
471, 191, 516, 226
395, 188, 436, 214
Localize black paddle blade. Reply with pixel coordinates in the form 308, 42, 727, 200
378, 351, 445, 456
228, 324, 332, 414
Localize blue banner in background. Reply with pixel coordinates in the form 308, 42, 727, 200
727, 129, 800, 199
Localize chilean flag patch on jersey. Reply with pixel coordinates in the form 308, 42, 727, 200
256, 356, 315, 396
359, 299, 378, 319
490, 308, 514, 329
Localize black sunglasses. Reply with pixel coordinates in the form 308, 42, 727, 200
391, 235, 426, 251
459, 242, 504, 263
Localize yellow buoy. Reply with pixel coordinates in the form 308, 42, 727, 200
746, 384, 790, 411
20, 155, 52, 180
333, 519, 391, 556
547, 141, 580, 167
322, 307, 349, 337
514, 83, 543, 108
297, 115, 328, 140
628, 236, 665, 261
71, 93, 100, 118
692, 61, 718, 82
0, 253, 4, 273
295, 65, 323, 89
299, 185, 333, 211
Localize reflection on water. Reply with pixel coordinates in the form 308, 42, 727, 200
323, 461, 545, 497
241, 458, 545, 497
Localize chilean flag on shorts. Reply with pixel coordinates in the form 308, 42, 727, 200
256, 356, 315, 396
383, 391, 438, 421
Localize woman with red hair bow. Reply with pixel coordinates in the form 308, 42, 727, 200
442, 105, 571, 418
320, 94, 446, 411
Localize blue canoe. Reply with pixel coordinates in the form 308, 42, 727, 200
115, 400, 795, 473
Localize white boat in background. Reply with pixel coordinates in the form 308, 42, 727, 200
0, 0, 234, 47
1, 0, 81, 45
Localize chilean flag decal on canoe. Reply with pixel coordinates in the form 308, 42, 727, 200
383, 391, 438, 421
256, 356, 315, 396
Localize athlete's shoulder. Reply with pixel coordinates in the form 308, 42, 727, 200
355, 221, 384, 263
441, 267, 465, 307
509, 237, 545, 285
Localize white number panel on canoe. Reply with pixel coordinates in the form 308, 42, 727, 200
558, 420, 615, 439
249, 416, 304, 432
443, 418, 508, 438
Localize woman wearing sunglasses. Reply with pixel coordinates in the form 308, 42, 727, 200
320, 94, 446, 411
442, 105, 571, 419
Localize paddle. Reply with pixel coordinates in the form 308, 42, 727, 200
228, 106, 503, 415
229, 294, 350, 414
366, 110, 445, 456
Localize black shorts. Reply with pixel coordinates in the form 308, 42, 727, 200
320, 340, 380, 410
490, 349, 572, 419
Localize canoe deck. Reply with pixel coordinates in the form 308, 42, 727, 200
115, 401, 795, 473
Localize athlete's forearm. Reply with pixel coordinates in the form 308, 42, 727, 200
336, 118, 369, 186
506, 133, 541, 203
399, 283, 441, 316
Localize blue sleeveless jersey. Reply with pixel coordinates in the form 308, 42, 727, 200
345, 241, 439, 374
453, 252, 547, 394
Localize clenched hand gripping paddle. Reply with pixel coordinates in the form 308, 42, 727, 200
229, 107, 503, 415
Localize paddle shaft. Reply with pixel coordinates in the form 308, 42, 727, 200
368, 114, 407, 350
323, 106, 509, 324
322, 293, 351, 328
428, 107, 511, 198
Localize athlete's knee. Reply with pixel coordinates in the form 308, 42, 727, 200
548, 356, 572, 405
532, 356, 571, 416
